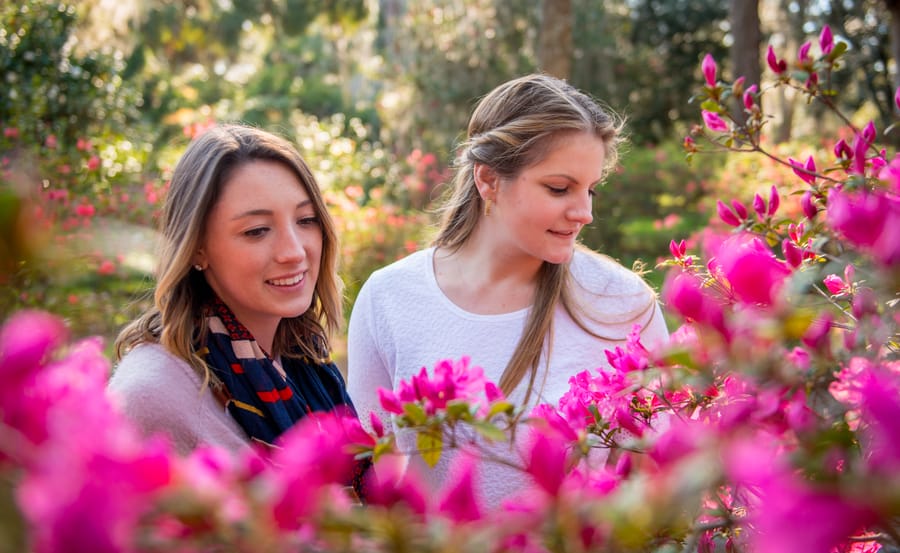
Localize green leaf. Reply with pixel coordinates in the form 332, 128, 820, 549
445, 401, 472, 420
471, 421, 508, 443
403, 403, 427, 426
417, 432, 443, 467
699, 99, 722, 113
486, 400, 515, 418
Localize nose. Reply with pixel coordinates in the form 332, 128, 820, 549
274, 225, 308, 264
568, 194, 594, 225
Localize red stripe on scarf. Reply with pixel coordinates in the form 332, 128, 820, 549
279, 387, 293, 401
231, 363, 244, 374
257, 389, 281, 403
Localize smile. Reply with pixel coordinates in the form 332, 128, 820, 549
267, 274, 304, 286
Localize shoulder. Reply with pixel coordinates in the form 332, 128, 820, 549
570, 248, 652, 298
108, 343, 204, 407
355, 248, 432, 304
365, 248, 430, 283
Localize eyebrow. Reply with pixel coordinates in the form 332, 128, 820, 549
230, 200, 313, 220
544, 173, 604, 188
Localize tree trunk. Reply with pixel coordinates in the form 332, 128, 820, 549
729, 0, 761, 125
886, 0, 900, 116
538, 0, 573, 80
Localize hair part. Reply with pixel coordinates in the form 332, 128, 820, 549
115, 124, 342, 383
432, 73, 651, 400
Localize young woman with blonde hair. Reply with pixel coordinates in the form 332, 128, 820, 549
347, 74, 669, 509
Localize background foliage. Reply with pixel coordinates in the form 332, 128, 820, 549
1, 0, 897, 364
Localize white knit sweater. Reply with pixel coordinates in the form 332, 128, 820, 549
347, 247, 669, 510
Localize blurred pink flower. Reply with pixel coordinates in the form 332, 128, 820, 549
702, 110, 728, 133
713, 234, 791, 306
819, 25, 834, 55
437, 453, 482, 523
767, 45, 787, 73
701, 54, 717, 87
828, 188, 900, 266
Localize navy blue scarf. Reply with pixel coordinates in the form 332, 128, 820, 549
200, 298, 370, 497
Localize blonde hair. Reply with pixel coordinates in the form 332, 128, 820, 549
115, 124, 343, 380
433, 73, 655, 399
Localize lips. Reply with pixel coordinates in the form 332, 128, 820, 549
267, 273, 305, 286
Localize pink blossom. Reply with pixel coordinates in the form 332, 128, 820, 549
878, 153, 900, 193
364, 455, 428, 515
834, 138, 853, 160
789, 155, 817, 184
824, 274, 849, 295
669, 239, 687, 259
701, 53, 717, 87
44, 134, 57, 149
828, 188, 900, 266
782, 238, 802, 268
852, 134, 870, 174
87, 155, 101, 171
437, 453, 482, 523
798, 41, 812, 62
819, 25, 834, 55
730, 199, 748, 219
525, 432, 568, 496
702, 110, 728, 133
768, 185, 780, 215
75, 203, 96, 217
787, 347, 810, 369
716, 199, 741, 226
378, 387, 403, 414
0, 310, 68, 387
752, 192, 766, 218
767, 45, 787, 74
743, 84, 758, 110
714, 234, 791, 306
3, 127, 19, 138
662, 269, 728, 337
801, 190, 819, 219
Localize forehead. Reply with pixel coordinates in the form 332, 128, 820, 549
216, 160, 311, 205
523, 131, 607, 179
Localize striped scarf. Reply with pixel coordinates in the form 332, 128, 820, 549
200, 298, 370, 497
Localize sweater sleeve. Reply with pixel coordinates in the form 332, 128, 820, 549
107, 344, 247, 456
346, 276, 394, 436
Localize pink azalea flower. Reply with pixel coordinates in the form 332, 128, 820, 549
820, 25, 835, 55
789, 155, 817, 184
743, 84, 758, 110
828, 188, 900, 266
768, 184, 780, 215
701, 53, 717, 87
437, 453, 483, 523
524, 432, 568, 496
364, 455, 428, 515
798, 41, 812, 62
662, 269, 728, 337
782, 238, 803, 268
824, 274, 849, 295
702, 110, 729, 133
713, 234, 791, 306
0, 310, 68, 386
801, 190, 819, 219
834, 138, 853, 160
716, 199, 741, 226
767, 45, 787, 74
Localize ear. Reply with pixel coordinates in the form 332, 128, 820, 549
473, 162, 499, 201
193, 249, 208, 270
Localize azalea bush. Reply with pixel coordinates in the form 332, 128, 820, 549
1, 25, 899, 552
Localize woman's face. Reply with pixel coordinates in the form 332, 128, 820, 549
196, 160, 323, 345
490, 131, 605, 264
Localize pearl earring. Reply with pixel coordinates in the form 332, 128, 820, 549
194, 264, 204, 271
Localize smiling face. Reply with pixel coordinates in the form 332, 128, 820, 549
195, 160, 322, 348
488, 131, 606, 265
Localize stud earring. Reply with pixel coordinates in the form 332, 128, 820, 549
194, 264, 204, 271
484, 198, 492, 217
